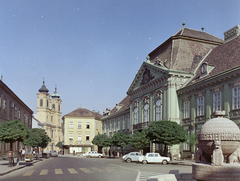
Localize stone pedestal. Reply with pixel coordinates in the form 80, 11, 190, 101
192, 163, 240, 181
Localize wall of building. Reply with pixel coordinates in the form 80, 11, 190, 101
63, 116, 102, 154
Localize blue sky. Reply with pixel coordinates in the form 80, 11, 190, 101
0, 0, 240, 116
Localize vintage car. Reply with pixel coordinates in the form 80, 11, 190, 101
122, 152, 142, 163
83, 151, 103, 158
138, 153, 170, 164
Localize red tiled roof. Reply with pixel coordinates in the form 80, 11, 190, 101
188, 35, 240, 85
110, 95, 130, 114
174, 27, 223, 43
63, 108, 102, 119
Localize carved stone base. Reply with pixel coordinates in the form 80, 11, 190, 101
192, 163, 240, 181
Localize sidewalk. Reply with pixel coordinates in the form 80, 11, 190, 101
0, 158, 45, 176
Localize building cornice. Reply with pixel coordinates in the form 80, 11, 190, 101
178, 65, 240, 95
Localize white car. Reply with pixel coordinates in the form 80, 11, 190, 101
83, 151, 103, 158
122, 152, 142, 163
49, 150, 58, 157
138, 153, 170, 164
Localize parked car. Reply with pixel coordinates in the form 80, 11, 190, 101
122, 152, 142, 163
138, 153, 170, 164
50, 150, 58, 157
83, 151, 103, 158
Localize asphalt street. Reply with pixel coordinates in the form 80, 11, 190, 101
0, 155, 192, 181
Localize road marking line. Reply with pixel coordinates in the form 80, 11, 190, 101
92, 167, 104, 172
68, 168, 78, 174
135, 170, 141, 181
55, 169, 63, 174
80, 168, 92, 173
39, 169, 48, 175
23, 170, 35, 176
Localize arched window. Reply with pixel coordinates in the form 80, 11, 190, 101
144, 104, 149, 122
156, 99, 162, 121
134, 107, 138, 124
47, 100, 49, 107
52, 104, 55, 109
58, 105, 60, 111
40, 99, 43, 107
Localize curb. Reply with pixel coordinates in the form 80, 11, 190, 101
0, 160, 40, 176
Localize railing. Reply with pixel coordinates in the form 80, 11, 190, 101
133, 121, 152, 130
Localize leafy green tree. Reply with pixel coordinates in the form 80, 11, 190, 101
24, 128, 51, 149
0, 120, 29, 151
104, 137, 113, 148
146, 120, 187, 156
130, 129, 150, 152
56, 141, 63, 149
92, 134, 108, 152
37, 129, 51, 150
23, 128, 51, 158
111, 132, 130, 155
23, 129, 42, 148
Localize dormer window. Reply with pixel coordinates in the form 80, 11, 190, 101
201, 63, 207, 74
200, 62, 214, 79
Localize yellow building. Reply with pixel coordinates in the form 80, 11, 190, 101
36, 80, 62, 152
62, 108, 102, 154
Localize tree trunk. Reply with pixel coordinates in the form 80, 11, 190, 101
164, 144, 168, 156
10, 142, 13, 151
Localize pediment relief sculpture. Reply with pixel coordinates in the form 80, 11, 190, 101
140, 68, 154, 85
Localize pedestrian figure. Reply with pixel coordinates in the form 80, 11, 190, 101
73, 150, 75, 156
113, 150, 115, 158
22, 148, 26, 160
109, 149, 111, 157
19, 148, 22, 161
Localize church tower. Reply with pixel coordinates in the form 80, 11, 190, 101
37, 79, 62, 152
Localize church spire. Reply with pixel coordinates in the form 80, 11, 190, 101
38, 78, 49, 93
51, 84, 60, 99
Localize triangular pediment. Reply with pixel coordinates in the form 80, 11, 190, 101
127, 61, 169, 94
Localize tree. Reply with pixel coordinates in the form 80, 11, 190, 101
111, 132, 130, 155
146, 120, 187, 156
23, 129, 42, 148
23, 128, 51, 157
92, 134, 108, 152
130, 129, 150, 153
56, 141, 62, 149
0, 120, 29, 151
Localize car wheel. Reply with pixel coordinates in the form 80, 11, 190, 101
162, 160, 167, 165
98, 155, 101, 158
126, 158, 132, 163
142, 160, 147, 164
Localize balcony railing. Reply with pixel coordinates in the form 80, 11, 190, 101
133, 121, 152, 130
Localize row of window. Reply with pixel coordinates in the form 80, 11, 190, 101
183, 87, 240, 119
103, 117, 130, 132
39, 99, 61, 111
69, 122, 91, 129
0, 96, 31, 126
134, 99, 162, 124
69, 132, 90, 141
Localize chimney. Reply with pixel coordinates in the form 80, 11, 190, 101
224, 25, 240, 42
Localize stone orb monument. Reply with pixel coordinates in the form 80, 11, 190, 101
192, 111, 240, 181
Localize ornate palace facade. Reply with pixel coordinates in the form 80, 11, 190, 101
102, 25, 240, 158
